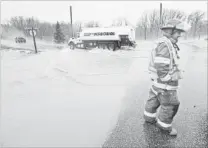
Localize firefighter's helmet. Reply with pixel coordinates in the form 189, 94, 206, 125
160, 19, 190, 33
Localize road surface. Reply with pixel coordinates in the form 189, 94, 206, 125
102, 41, 207, 148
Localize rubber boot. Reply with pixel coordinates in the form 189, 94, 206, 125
156, 122, 177, 136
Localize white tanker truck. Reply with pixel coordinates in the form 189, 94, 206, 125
68, 26, 137, 51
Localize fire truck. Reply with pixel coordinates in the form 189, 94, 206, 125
68, 26, 136, 51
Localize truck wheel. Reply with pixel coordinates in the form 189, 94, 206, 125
108, 43, 116, 51
69, 42, 75, 50
83, 44, 87, 49
98, 44, 101, 49
117, 41, 121, 49
102, 44, 106, 49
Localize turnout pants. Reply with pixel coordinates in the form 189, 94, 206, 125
144, 85, 180, 131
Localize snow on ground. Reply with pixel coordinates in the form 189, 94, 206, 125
0, 38, 207, 147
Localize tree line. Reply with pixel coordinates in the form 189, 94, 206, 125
1, 9, 207, 43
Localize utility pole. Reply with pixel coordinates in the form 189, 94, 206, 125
160, 3, 162, 25
70, 6, 73, 38
31, 27, 37, 53
158, 2, 163, 38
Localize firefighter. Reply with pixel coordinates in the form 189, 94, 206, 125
143, 19, 190, 136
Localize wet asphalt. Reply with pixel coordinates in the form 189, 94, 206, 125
102, 43, 208, 148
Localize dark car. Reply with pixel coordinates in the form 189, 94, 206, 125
15, 37, 26, 43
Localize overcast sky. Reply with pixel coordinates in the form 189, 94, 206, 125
1, 1, 207, 26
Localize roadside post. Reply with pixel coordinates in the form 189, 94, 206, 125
26, 27, 38, 53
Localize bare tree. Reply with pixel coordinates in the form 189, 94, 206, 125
38, 22, 52, 40
85, 21, 100, 28
188, 11, 205, 38
111, 17, 130, 27
140, 13, 149, 40
149, 10, 160, 38
74, 21, 82, 33
10, 16, 27, 32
